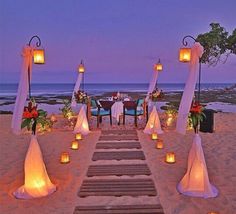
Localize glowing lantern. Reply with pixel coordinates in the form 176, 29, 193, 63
207, 212, 219, 214
60, 152, 70, 164
156, 140, 164, 149
179, 47, 191, 62
154, 59, 163, 71
50, 114, 57, 123
71, 141, 79, 150
156, 139, 164, 149
75, 133, 82, 140
165, 152, 176, 163
166, 117, 173, 127
151, 133, 158, 140
78, 60, 85, 73
33, 49, 45, 64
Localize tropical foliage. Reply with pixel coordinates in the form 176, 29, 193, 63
59, 99, 74, 119
196, 23, 236, 66
189, 101, 205, 133
21, 99, 52, 134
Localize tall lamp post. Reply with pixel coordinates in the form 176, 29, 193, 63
78, 60, 85, 90
179, 35, 202, 103
28, 35, 45, 99
153, 58, 163, 89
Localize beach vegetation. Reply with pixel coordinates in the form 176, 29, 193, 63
197, 23, 236, 66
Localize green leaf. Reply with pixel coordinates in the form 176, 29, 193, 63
21, 118, 31, 129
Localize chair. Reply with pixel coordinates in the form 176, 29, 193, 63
90, 99, 114, 128
123, 98, 148, 127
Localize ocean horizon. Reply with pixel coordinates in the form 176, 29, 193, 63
0, 83, 233, 96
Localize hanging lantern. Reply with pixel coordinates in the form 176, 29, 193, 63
33, 49, 45, 64
71, 141, 79, 150
60, 152, 70, 164
156, 139, 164, 149
154, 59, 163, 71
151, 133, 158, 140
78, 60, 85, 73
75, 133, 82, 140
165, 152, 176, 163
179, 47, 191, 62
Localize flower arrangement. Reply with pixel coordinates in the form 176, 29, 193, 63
189, 101, 205, 133
59, 100, 74, 119
112, 92, 121, 101
74, 90, 89, 104
149, 88, 164, 102
21, 99, 52, 134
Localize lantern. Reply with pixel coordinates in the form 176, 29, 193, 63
78, 60, 85, 73
151, 133, 158, 140
166, 114, 174, 127
207, 212, 219, 214
156, 140, 164, 149
71, 141, 79, 150
154, 59, 163, 71
33, 49, 45, 64
75, 133, 82, 140
50, 114, 57, 123
165, 152, 176, 163
179, 47, 191, 62
60, 152, 70, 164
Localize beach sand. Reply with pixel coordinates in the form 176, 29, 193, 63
0, 113, 235, 214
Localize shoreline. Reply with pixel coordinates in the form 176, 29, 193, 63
1, 89, 236, 114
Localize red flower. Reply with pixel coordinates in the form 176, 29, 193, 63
31, 109, 39, 118
23, 111, 32, 119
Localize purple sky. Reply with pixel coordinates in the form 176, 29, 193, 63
0, 0, 236, 84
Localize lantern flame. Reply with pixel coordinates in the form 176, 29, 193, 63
179, 48, 191, 62
33, 49, 45, 64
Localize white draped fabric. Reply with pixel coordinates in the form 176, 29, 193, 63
71, 73, 83, 107
13, 135, 56, 199
73, 105, 90, 135
144, 107, 163, 134
145, 71, 159, 101
11, 46, 33, 134
111, 101, 123, 121
177, 134, 218, 198
176, 43, 204, 134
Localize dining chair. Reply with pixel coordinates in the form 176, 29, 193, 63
90, 99, 114, 127
123, 98, 148, 127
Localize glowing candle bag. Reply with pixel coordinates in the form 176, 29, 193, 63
13, 135, 56, 199
177, 134, 218, 198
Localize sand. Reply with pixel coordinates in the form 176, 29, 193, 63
0, 113, 235, 214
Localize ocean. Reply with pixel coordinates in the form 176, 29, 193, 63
0, 83, 232, 96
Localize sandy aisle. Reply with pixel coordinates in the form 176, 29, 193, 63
0, 113, 235, 214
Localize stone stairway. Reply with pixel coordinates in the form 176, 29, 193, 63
74, 129, 164, 214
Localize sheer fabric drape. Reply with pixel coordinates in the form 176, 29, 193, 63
71, 73, 83, 107
145, 71, 158, 101
176, 43, 204, 134
11, 46, 33, 134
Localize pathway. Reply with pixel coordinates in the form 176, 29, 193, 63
74, 129, 164, 214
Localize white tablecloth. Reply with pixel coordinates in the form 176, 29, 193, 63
111, 101, 123, 121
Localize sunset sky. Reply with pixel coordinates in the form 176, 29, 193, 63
0, 0, 236, 84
